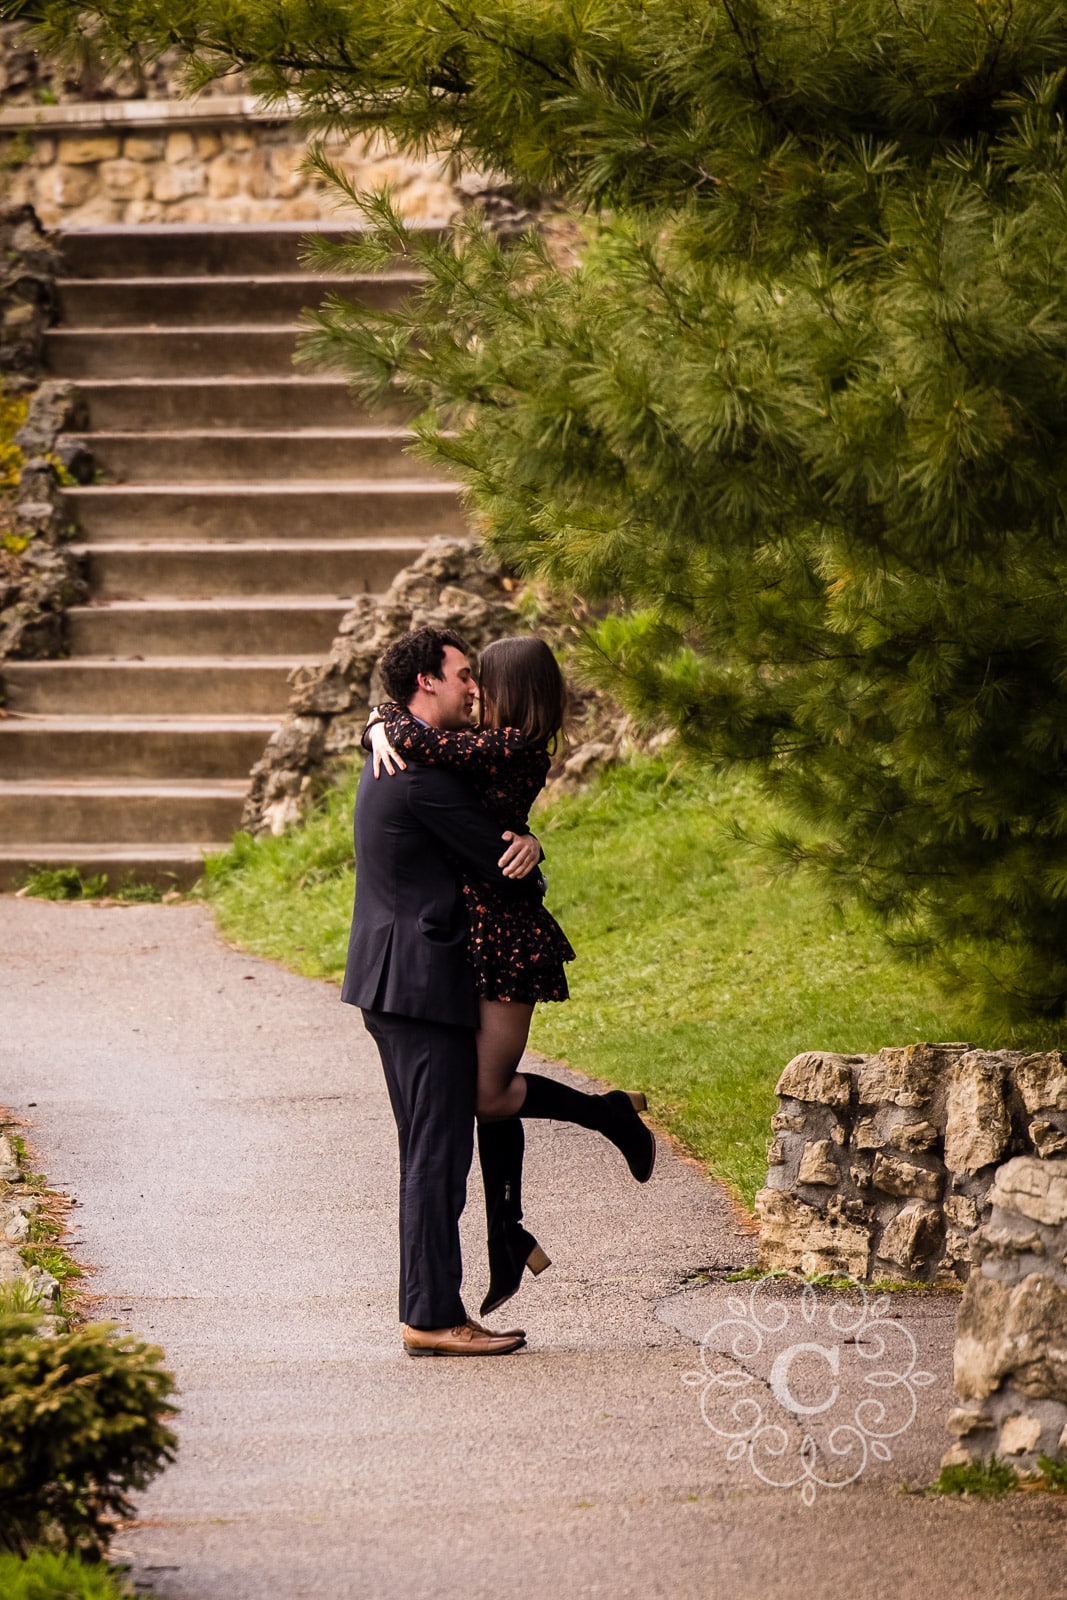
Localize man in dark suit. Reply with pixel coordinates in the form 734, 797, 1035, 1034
341, 626, 542, 1357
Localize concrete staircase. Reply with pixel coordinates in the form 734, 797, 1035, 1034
0, 223, 462, 889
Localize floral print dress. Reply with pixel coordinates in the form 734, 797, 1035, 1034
380, 704, 575, 1004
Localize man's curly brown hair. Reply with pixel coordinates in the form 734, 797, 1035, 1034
379, 626, 471, 705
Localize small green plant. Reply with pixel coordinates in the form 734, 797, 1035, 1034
0, 1280, 47, 1317
1037, 1455, 1067, 1491
113, 875, 169, 903
0, 381, 28, 491
0, 132, 32, 172
0, 1549, 133, 1599
18, 1246, 83, 1287
1, 531, 31, 555
43, 454, 77, 489
18, 867, 174, 904
0, 1310, 178, 1558
930, 1455, 1019, 1498
18, 867, 109, 901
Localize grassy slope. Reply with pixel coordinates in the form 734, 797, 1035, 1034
203, 758, 1062, 1206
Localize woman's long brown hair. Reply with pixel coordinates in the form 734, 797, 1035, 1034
478, 637, 566, 750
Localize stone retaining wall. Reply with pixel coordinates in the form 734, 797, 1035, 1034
756, 1043, 1067, 1283
0, 203, 89, 668
0, 1119, 60, 1310
241, 536, 654, 836
1, 111, 455, 229
1, 18, 453, 227
945, 1155, 1067, 1472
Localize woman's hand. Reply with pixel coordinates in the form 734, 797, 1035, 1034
498, 830, 541, 878
369, 720, 406, 778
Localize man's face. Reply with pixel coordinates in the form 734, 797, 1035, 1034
418, 645, 477, 730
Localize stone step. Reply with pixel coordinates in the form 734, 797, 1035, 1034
73, 540, 422, 601
47, 326, 306, 379
1, 658, 310, 717
0, 843, 218, 892
0, 779, 246, 844
79, 429, 436, 484
78, 378, 409, 432
64, 481, 464, 541
67, 598, 350, 657
0, 717, 274, 780
59, 221, 446, 280
58, 274, 421, 328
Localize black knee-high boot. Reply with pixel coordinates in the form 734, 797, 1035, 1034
519, 1072, 657, 1183
477, 1117, 551, 1318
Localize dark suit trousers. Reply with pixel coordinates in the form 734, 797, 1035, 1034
361, 1008, 476, 1329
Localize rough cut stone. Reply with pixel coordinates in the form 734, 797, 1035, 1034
123, 136, 166, 161
153, 163, 206, 202
890, 1121, 939, 1153
827, 1194, 870, 1224
946, 1406, 994, 1437
877, 1201, 942, 1273
755, 1188, 870, 1278
797, 1140, 840, 1186
57, 136, 120, 164
0, 1201, 29, 1243
945, 1194, 980, 1230
1030, 1120, 1067, 1159
853, 1119, 885, 1150
774, 1052, 853, 1108
856, 1043, 957, 1108
944, 1051, 1012, 1175
1016, 1053, 1067, 1114
0, 1134, 18, 1182
956, 1271, 1067, 1402
771, 1112, 806, 1134
871, 1151, 941, 1202
999, 1414, 1043, 1455
981, 1223, 1044, 1259
165, 130, 197, 164
98, 158, 151, 202
766, 1139, 786, 1166
989, 1157, 1067, 1228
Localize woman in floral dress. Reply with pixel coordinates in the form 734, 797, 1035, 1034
366, 636, 655, 1318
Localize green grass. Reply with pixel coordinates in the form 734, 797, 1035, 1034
18, 1247, 82, 1287
17, 866, 173, 903
19, 866, 109, 901
202, 756, 1064, 1207
0, 1552, 132, 1599
929, 1456, 1021, 1498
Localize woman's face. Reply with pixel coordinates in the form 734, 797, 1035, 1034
478, 683, 498, 728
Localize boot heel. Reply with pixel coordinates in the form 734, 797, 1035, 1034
627, 1091, 648, 1113
526, 1244, 552, 1276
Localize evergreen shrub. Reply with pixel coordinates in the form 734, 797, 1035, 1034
0, 1549, 132, 1600
0, 1308, 177, 1558
35, 0, 1067, 1014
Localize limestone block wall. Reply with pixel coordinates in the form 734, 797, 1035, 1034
756, 1044, 1067, 1283
945, 1156, 1067, 1471
0, 106, 455, 227
1, 18, 454, 225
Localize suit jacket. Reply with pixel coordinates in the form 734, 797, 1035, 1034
340, 757, 544, 1027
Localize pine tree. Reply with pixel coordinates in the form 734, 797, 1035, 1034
34, 0, 1067, 1016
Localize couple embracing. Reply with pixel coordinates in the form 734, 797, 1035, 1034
341, 626, 655, 1358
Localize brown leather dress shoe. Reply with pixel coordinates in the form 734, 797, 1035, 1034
402, 1322, 525, 1358
465, 1315, 525, 1341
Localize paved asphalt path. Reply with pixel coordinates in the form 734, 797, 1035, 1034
3, 898, 1066, 1599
